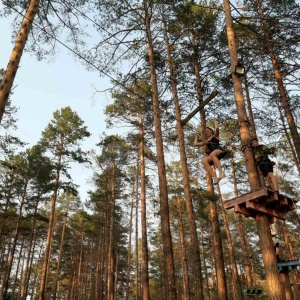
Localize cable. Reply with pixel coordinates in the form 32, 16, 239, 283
3, 1, 223, 136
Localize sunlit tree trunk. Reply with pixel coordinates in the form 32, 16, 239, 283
125, 192, 134, 300
53, 195, 71, 300
135, 174, 139, 300
223, 0, 284, 298
218, 185, 243, 300
107, 165, 116, 300
0, 0, 40, 123
138, 110, 150, 300
162, 12, 203, 299
176, 197, 190, 300
283, 222, 300, 299
20, 200, 40, 300
143, 1, 177, 298
39, 151, 62, 300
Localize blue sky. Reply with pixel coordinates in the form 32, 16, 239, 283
1, 11, 113, 202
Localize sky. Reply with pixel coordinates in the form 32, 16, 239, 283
0, 9, 114, 202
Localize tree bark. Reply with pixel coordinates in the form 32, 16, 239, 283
1, 180, 28, 299
177, 197, 190, 300
139, 112, 150, 300
223, 0, 285, 298
143, 1, 177, 299
162, 13, 203, 300
0, 0, 40, 123
218, 185, 243, 300
39, 151, 62, 300
53, 195, 71, 300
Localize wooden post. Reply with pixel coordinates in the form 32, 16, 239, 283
222, 0, 285, 299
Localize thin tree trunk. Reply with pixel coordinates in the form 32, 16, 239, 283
135, 174, 139, 300
143, 1, 177, 298
20, 200, 40, 300
0, 0, 40, 122
217, 185, 243, 300
1, 180, 28, 299
53, 195, 71, 300
139, 110, 150, 300
223, 1, 284, 298
176, 197, 190, 300
263, 30, 300, 165
39, 151, 62, 300
283, 222, 300, 299
162, 12, 203, 299
107, 165, 116, 300
12, 235, 25, 300
125, 191, 134, 300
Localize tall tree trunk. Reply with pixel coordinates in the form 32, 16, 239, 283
53, 195, 71, 300
259, 11, 300, 165
162, 12, 203, 299
143, 1, 177, 299
195, 53, 228, 298
125, 190, 134, 300
12, 235, 25, 300
223, 0, 284, 298
135, 174, 139, 300
139, 111, 150, 300
217, 185, 243, 300
1, 180, 28, 299
107, 165, 116, 300
231, 155, 254, 292
0, 0, 40, 123
39, 152, 62, 300
275, 98, 300, 175
283, 222, 300, 299
20, 200, 40, 300
176, 197, 190, 300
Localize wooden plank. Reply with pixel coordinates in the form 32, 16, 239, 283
246, 201, 286, 220
234, 205, 252, 217
224, 188, 268, 209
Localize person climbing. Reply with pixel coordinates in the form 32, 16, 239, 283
194, 118, 226, 185
251, 138, 279, 193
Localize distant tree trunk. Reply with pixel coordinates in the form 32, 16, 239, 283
0, 0, 40, 123
199, 219, 210, 300
196, 66, 228, 299
139, 110, 150, 300
218, 185, 243, 300
107, 165, 116, 300
135, 174, 139, 300
1, 180, 28, 299
283, 222, 300, 298
275, 98, 300, 175
261, 30, 300, 165
243, 73, 257, 138
126, 191, 134, 300
176, 197, 190, 300
21, 200, 40, 300
143, 1, 177, 299
39, 151, 62, 300
162, 13, 203, 300
223, 0, 284, 298
230, 148, 254, 291
12, 235, 25, 299
53, 196, 71, 300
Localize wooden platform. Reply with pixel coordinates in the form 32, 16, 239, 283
242, 289, 263, 296
277, 260, 299, 274
224, 188, 297, 220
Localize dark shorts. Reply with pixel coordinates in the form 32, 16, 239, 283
257, 159, 273, 177
207, 150, 228, 165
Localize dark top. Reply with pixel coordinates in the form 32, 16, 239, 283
252, 145, 273, 165
206, 136, 223, 154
